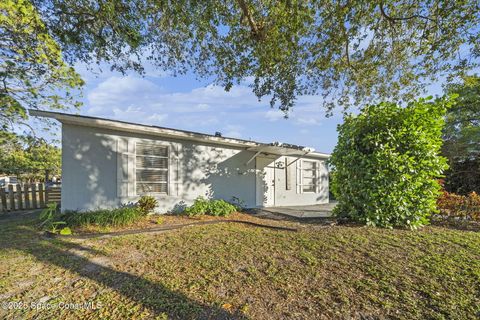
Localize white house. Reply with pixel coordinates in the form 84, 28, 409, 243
30, 110, 330, 212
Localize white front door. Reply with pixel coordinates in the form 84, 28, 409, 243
256, 157, 275, 207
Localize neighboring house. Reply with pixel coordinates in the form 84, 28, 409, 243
0, 176, 18, 187
30, 110, 330, 212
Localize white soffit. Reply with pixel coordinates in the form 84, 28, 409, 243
29, 109, 330, 158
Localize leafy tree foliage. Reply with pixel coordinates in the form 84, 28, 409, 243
0, 0, 84, 133
33, 0, 480, 113
330, 97, 453, 228
442, 76, 480, 194
0, 133, 61, 181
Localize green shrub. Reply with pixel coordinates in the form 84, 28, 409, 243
184, 197, 210, 216
64, 207, 143, 227
208, 199, 237, 216
184, 197, 237, 217
330, 97, 453, 228
137, 195, 158, 215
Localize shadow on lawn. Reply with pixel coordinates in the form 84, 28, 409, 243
430, 219, 480, 232
245, 208, 338, 227
0, 215, 247, 320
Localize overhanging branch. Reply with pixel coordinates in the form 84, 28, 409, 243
236, 0, 265, 40
379, 3, 436, 23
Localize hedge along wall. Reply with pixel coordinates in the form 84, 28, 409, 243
330, 97, 455, 228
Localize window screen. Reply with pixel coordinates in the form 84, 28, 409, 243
136, 143, 168, 194
302, 160, 317, 193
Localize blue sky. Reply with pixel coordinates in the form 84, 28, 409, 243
32, 61, 445, 154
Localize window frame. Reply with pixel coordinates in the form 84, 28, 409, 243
135, 142, 169, 195
301, 160, 318, 193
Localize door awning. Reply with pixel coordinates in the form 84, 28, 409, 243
247, 143, 314, 156
245, 142, 328, 165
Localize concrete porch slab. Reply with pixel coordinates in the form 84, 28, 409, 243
253, 202, 337, 219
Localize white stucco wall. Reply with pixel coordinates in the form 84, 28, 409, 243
273, 156, 329, 206
61, 123, 329, 212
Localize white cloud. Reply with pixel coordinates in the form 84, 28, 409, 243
81, 74, 339, 145
87, 77, 264, 117
87, 76, 161, 114
264, 109, 285, 122
196, 103, 210, 111
147, 113, 169, 123
222, 124, 244, 138
175, 115, 220, 128
108, 106, 168, 125
294, 116, 322, 125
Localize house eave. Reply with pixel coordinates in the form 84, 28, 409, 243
29, 109, 330, 159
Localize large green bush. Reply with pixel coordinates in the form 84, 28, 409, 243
330, 97, 453, 228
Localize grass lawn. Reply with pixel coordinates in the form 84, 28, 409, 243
0, 212, 479, 319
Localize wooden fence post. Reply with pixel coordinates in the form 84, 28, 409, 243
31, 184, 38, 209
24, 184, 30, 209
38, 183, 45, 208
16, 184, 23, 210
0, 187, 6, 213
8, 185, 14, 211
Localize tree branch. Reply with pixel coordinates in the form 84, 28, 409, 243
236, 0, 263, 40
344, 31, 357, 73
379, 3, 436, 23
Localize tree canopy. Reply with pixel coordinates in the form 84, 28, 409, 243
33, 0, 480, 113
0, 133, 61, 181
2, 0, 480, 133
0, 0, 83, 133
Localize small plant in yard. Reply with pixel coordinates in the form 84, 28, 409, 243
137, 195, 158, 215
184, 197, 236, 217
155, 216, 164, 225
39, 203, 71, 234
39, 202, 58, 226
64, 207, 143, 227
59, 226, 72, 235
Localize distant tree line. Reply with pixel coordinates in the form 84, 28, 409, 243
442, 76, 480, 194
0, 133, 61, 182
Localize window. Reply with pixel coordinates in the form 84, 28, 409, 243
302, 160, 317, 193
135, 143, 168, 194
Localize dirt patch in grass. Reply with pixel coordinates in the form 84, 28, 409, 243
0, 212, 479, 319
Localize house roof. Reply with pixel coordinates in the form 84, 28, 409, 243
29, 110, 330, 159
